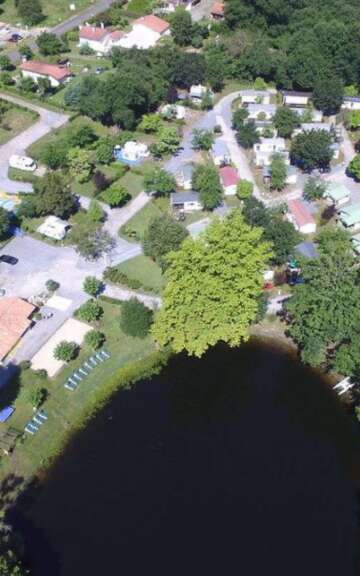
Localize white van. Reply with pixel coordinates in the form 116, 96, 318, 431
9, 154, 37, 172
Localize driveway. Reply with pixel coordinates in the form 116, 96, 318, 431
0, 93, 69, 193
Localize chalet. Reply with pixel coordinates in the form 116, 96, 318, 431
175, 164, 194, 190
170, 191, 202, 212
342, 96, 360, 111
211, 2, 225, 19
324, 183, 350, 207
119, 15, 170, 49
294, 122, 333, 136
190, 84, 210, 101
282, 90, 312, 107
338, 202, 360, 231
247, 103, 277, 120
0, 298, 35, 363
240, 90, 271, 105
20, 60, 72, 87
78, 24, 124, 54
289, 107, 323, 122
253, 137, 288, 167
211, 139, 231, 166
286, 199, 316, 235
219, 166, 240, 196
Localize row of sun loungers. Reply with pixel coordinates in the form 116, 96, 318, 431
64, 349, 111, 392
24, 409, 48, 435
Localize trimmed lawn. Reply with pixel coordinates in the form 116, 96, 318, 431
120, 199, 165, 241
0, 103, 37, 145
119, 171, 144, 199
0, 301, 156, 480
0, 0, 94, 27
115, 255, 164, 294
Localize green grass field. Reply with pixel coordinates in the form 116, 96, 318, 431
115, 255, 164, 294
120, 200, 165, 241
0, 0, 93, 27
0, 103, 37, 145
0, 301, 156, 480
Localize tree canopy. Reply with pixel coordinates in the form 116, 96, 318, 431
290, 130, 333, 172
143, 214, 188, 269
152, 210, 272, 357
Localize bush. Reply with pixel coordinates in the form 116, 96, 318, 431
19, 360, 31, 370
26, 386, 47, 409
93, 170, 110, 193
104, 266, 154, 293
236, 180, 253, 199
84, 330, 106, 350
76, 299, 104, 323
88, 200, 105, 223
46, 279, 60, 292
83, 276, 104, 297
120, 298, 153, 338
54, 341, 79, 362
100, 181, 130, 207
79, 43, 95, 55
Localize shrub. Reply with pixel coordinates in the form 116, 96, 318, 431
88, 200, 105, 223
83, 276, 104, 297
54, 341, 79, 362
104, 266, 154, 293
85, 330, 106, 350
19, 360, 31, 370
120, 298, 153, 338
46, 279, 60, 292
26, 386, 47, 409
76, 299, 104, 323
236, 180, 253, 200
79, 43, 95, 55
93, 170, 110, 193
100, 181, 130, 207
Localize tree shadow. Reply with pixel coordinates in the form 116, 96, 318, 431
0, 364, 21, 410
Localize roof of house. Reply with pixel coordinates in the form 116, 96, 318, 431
325, 183, 350, 202
0, 298, 35, 361
211, 2, 225, 16
344, 96, 360, 103
20, 60, 71, 81
300, 122, 332, 132
108, 30, 124, 41
287, 199, 315, 228
339, 202, 360, 227
295, 241, 318, 259
247, 103, 277, 113
171, 191, 200, 204
133, 15, 170, 34
282, 90, 312, 98
220, 166, 239, 187
79, 25, 109, 41
240, 89, 270, 97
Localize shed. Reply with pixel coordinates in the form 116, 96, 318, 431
170, 191, 202, 212
338, 202, 360, 230
342, 96, 360, 111
324, 183, 350, 207
286, 199, 316, 235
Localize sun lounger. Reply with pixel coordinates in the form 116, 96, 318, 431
84, 362, 94, 371
65, 381, 77, 391
68, 377, 78, 386
27, 421, 38, 432
25, 425, 35, 435
100, 349, 110, 359
33, 415, 44, 426
37, 410, 48, 421
78, 367, 88, 376
73, 373, 82, 382
95, 353, 105, 363
89, 356, 98, 366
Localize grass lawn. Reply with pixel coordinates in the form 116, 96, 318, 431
115, 254, 164, 294
0, 0, 94, 27
0, 301, 156, 481
120, 199, 165, 241
0, 102, 37, 145
119, 171, 144, 199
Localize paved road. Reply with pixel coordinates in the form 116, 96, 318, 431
0, 92, 69, 193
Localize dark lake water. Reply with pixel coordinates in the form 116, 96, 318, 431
16, 340, 360, 576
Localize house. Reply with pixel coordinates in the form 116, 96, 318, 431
119, 15, 170, 49
37, 216, 70, 241
282, 90, 312, 107
239, 90, 271, 105
324, 183, 350, 207
160, 103, 186, 120
286, 199, 316, 234
246, 103, 277, 120
78, 24, 124, 54
190, 84, 210, 101
342, 96, 360, 111
219, 166, 240, 196
338, 202, 360, 231
351, 233, 360, 254
211, 2, 225, 19
289, 107, 323, 122
0, 298, 35, 362
114, 141, 150, 164
253, 137, 288, 167
294, 122, 333, 136
170, 191, 202, 212
176, 164, 194, 190
211, 139, 231, 166
20, 60, 72, 87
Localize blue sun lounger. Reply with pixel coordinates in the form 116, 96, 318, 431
84, 361, 94, 371
37, 410, 48, 421
73, 372, 82, 382
95, 353, 105, 363
65, 380, 77, 391
25, 421, 38, 434
25, 424, 36, 435
33, 415, 44, 426
78, 367, 89, 376
68, 377, 78, 386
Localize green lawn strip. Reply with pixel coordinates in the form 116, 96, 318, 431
120, 200, 164, 241
119, 171, 144, 199
0, 301, 157, 480
8, 167, 39, 184
112, 255, 164, 294
0, 103, 37, 145
0, 0, 94, 27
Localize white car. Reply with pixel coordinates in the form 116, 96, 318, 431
9, 154, 37, 172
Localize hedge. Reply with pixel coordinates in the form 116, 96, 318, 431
104, 266, 155, 294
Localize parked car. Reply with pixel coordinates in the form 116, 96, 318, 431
9, 33, 22, 42
95, 67, 105, 75
0, 255, 18, 265
9, 154, 37, 172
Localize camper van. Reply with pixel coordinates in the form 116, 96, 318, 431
9, 155, 37, 172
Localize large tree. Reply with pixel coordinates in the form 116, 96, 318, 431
0, 206, 10, 240
290, 129, 333, 172
29, 173, 77, 219
152, 210, 272, 357
273, 107, 299, 138
17, 0, 44, 25
170, 7, 193, 46
143, 167, 176, 196
192, 163, 222, 210
143, 214, 188, 269
270, 153, 287, 190
285, 228, 360, 366
313, 75, 344, 115
236, 121, 260, 148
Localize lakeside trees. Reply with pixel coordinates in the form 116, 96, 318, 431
152, 211, 272, 357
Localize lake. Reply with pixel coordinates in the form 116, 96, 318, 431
15, 340, 360, 576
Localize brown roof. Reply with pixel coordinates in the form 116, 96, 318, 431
287, 199, 315, 228
211, 2, 225, 16
79, 25, 109, 41
20, 60, 72, 81
133, 15, 170, 34
0, 298, 35, 361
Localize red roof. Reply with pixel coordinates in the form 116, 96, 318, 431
20, 60, 71, 81
0, 298, 35, 361
220, 166, 239, 188
287, 199, 315, 228
211, 2, 225, 16
133, 15, 170, 34
108, 30, 124, 41
79, 25, 108, 41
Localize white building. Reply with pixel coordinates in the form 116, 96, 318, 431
247, 103, 277, 120
289, 107, 323, 122
170, 191, 202, 212
239, 89, 271, 105
253, 137, 288, 167
78, 24, 124, 55
117, 141, 150, 163
190, 84, 209, 101
219, 166, 240, 196
324, 183, 350, 207
119, 15, 170, 50
342, 96, 360, 111
156, 0, 195, 13
160, 104, 186, 120
282, 91, 312, 107
37, 216, 70, 241
286, 199, 316, 235
294, 122, 332, 136
20, 60, 72, 87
